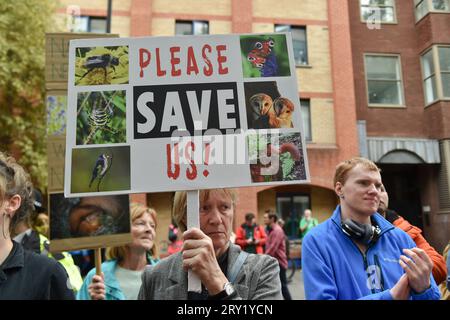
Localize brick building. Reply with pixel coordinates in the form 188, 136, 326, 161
348, 0, 450, 251
55, 0, 360, 249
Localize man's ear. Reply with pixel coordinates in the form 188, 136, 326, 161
335, 182, 343, 198
5, 194, 21, 216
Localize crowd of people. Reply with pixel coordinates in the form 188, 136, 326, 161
0, 150, 448, 300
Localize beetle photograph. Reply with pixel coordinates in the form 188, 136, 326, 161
75, 45, 129, 86
76, 90, 126, 145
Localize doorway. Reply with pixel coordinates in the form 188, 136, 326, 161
378, 164, 423, 229
276, 193, 310, 239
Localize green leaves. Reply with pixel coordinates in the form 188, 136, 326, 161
280, 152, 295, 180
0, 0, 58, 191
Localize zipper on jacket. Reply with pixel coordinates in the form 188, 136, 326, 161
374, 254, 385, 291
342, 235, 376, 294
361, 251, 375, 294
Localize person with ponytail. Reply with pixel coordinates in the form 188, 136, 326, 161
0, 151, 74, 299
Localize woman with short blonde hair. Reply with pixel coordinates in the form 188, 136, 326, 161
107, 203, 159, 261
172, 189, 237, 233
139, 188, 283, 300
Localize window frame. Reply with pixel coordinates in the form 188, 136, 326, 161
175, 20, 209, 35
274, 24, 309, 67
420, 47, 439, 106
439, 46, 450, 99
300, 98, 312, 142
359, 0, 398, 24
364, 53, 406, 108
420, 45, 450, 107
414, 0, 450, 23
76, 16, 107, 33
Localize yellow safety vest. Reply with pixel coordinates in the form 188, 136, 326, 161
39, 234, 83, 292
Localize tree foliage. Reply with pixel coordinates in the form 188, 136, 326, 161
0, 0, 58, 190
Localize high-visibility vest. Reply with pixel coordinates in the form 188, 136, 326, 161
39, 234, 84, 292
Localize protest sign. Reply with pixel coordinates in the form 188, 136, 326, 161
64, 33, 310, 197
46, 33, 118, 90
46, 33, 133, 253
49, 192, 132, 252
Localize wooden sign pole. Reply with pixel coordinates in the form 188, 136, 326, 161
95, 248, 102, 276
187, 190, 201, 293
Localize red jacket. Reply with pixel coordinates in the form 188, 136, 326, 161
235, 223, 266, 254
393, 216, 447, 285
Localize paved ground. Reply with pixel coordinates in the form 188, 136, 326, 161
287, 268, 305, 300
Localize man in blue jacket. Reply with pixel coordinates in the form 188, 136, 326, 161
302, 157, 440, 300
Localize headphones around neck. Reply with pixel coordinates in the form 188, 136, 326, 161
341, 218, 381, 246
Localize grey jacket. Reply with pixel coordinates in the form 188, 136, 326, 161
138, 243, 282, 300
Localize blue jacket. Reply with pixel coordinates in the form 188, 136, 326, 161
77, 257, 159, 300
302, 205, 441, 300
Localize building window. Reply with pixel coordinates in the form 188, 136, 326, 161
74, 16, 107, 33
175, 20, 209, 35
300, 99, 312, 142
275, 25, 308, 66
364, 54, 404, 106
360, 0, 397, 23
415, 0, 450, 22
421, 46, 450, 104
440, 47, 450, 97
421, 49, 438, 104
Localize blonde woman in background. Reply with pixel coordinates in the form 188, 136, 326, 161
77, 203, 159, 300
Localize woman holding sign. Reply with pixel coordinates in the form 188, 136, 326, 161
138, 189, 282, 300
77, 203, 159, 300
0, 151, 74, 299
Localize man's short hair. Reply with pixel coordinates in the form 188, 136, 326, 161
268, 213, 278, 222
334, 157, 380, 187
245, 212, 255, 222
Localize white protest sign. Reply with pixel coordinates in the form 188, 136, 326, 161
65, 33, 309, 197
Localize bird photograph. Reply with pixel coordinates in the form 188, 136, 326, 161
89, 153, 113, 192
70, 146, 131, 194
273, 97, 295, 128
247, 92, 296, 129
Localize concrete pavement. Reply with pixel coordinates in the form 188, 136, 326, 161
287, 268, 305, 300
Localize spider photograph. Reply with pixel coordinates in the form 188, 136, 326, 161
76, 90, 126, 145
